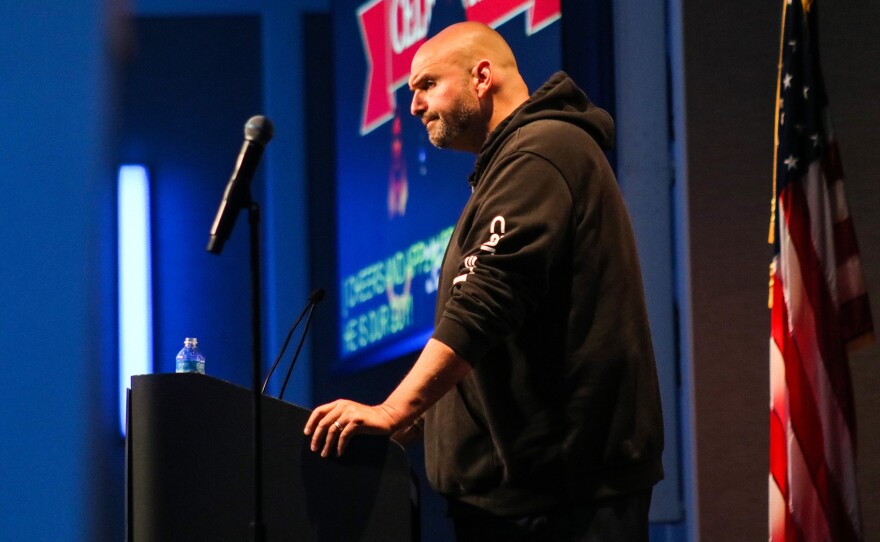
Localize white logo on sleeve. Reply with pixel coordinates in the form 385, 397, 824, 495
454, 216, 506, 285
454, 255, 478, 284
480, 216, 506, 253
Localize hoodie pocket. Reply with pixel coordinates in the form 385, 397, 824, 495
426, 387, 502, 496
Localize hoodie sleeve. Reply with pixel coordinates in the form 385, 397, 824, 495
431, 149, 574, 364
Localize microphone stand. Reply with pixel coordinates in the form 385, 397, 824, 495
207, 115, 273, 542
247, 198, 266, 542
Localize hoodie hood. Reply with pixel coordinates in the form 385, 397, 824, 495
470, 71, 614, 188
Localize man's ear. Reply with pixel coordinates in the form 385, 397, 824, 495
473, 60, 492, 99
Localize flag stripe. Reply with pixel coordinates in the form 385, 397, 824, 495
769, 473, 788, 542
780, 181, 857, 432
770, 265, 790, 542
777, 201, 863, 539
769, 409, 788, 495
774, 288, 861, 542
801, 162, 839, 304
833, 219, 860, 271
821, 139, 845, 186
839, 294, 873, 345
788, 426, 832, 542
836, 255, 867, 307
770, 333, 788, 422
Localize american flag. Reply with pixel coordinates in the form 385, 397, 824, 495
769, 1, 874, 541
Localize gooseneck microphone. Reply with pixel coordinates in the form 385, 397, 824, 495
206, 115, 274, 254
262, 288, 325, 396
278, 292, 323, 401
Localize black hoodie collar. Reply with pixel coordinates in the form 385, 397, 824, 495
468, 71, 614, 189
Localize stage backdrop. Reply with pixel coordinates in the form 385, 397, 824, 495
332, 0, 562, 372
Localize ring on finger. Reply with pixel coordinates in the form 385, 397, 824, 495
334, 421, 343, 431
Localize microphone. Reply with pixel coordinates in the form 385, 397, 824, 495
206, 115, 274, 254
262, 288, 325, 395
278, 295, 322, 401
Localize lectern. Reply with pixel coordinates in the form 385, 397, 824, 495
126, 373, 415, 541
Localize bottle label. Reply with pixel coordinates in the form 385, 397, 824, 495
176, 360, 205, 374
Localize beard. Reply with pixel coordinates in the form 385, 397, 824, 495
425, 94, 480, 149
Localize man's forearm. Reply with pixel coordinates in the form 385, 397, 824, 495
380, 338, 473, 430
303, 337, 473, 457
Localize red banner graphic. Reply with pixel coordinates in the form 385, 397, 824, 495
357, 0, 561, 135
463, 0, 560, 34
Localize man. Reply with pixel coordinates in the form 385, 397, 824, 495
305, 22, 664, 541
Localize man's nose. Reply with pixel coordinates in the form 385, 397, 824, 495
410, 92, 424, 117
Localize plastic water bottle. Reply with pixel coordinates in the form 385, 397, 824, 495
175, 337, 205, 374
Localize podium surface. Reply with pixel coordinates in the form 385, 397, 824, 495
127, 373, 413, 541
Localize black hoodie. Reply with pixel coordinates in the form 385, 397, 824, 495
426, 72, 664, 516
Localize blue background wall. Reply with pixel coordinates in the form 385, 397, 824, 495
0, 4, 113, 540
0, 2, 321, 539
119, 15, 264, 384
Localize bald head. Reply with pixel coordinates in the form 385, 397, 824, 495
408, 22, 530, 152
419, 22, 518, 78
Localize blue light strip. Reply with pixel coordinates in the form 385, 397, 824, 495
118, 165, 153, 436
